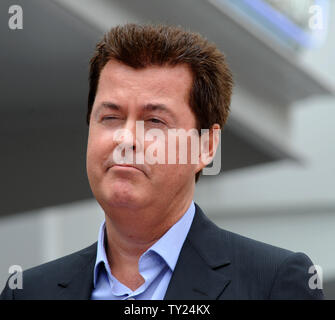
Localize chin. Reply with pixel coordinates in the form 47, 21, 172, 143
104, 182, 143, 209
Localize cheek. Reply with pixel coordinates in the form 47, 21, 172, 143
87, 128, 115, 174
164, 133, 200, 165
152, 163, 195, 194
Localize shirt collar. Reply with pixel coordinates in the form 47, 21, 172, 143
93, 220, 111, 288
93, 201, 195, 288
147, 201, 195, 271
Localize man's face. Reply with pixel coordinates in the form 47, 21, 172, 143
86, 59, 202, 214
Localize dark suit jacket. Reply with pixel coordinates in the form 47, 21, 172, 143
0, 204, 324, 300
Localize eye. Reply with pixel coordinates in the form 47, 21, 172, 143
102, 116, 118, 121
148, 118, 165, 124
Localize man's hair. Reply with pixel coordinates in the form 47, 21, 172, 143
87, 23, 233, 181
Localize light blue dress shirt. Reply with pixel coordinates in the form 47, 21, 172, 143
90, 201, 195, 300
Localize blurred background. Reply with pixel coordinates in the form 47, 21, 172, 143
1, 0, 334, 298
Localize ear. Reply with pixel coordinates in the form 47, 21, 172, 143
196, 124, 221, 174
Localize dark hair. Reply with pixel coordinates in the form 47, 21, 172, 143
87, 23, 233, 181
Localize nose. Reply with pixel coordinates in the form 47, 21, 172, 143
115, 119, 143, 154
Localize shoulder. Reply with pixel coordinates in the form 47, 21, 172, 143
22, 242, 97, 282
191, 205, 324, 299
0, 242, 97, 300
219, 226, 294, 265
223, 229, 323, 299
192, 204, 295, 268
24, 242, 97, 276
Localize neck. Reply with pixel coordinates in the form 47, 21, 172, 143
103, 194, 193, 290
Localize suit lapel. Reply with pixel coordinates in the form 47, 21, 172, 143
55, 243, 97, 300
164, 204, 231, 300
52, 204, 230, 300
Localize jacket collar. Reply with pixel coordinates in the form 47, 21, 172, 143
55, 203, 231, 300
163, 203, 231, 300
56, 242, 97, 300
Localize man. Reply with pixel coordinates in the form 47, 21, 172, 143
1, 24, 324, 300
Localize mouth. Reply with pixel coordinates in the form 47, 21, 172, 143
109, 164, 145, 175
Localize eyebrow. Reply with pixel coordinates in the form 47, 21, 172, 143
95, 101, 177, 120
142, 103, 176, 119
97, 102, 121, 112
93, 102, 120, 120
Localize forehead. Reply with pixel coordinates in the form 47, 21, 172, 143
96, 59, 193, 103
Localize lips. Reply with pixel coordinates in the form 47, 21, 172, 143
110, 164, 146, 175
112, 164, 140, 170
